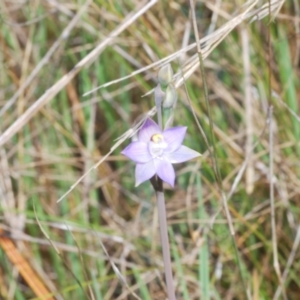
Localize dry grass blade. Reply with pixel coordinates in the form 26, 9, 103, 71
33, 204, 91, 299
0, 0, 158, 148
0, 0, 92, 118
269, 107, 287, 300
274, 226, 300, 300
0, 229, 55, 300
274, 93, 300, 122
209, 112, 270, 226
87, 0, 284, 95
1, 0, 298, 298
241, 27, 254, 195
0, 147, 15, 228
57, 107, 156, 202
189, 0, 250, 298
66, 223, 96, 300
96, 232, 142, 300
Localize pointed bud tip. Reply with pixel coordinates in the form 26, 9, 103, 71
158, 64, 173, 87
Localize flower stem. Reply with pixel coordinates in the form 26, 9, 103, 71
154, 81, 176, 299
155, 179, 176, 300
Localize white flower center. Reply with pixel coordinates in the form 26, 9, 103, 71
149, 134, 167, 158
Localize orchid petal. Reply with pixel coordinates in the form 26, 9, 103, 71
135, 161, 156, 186
166, 145, 201, 164
121, 142, 152, 163
155, 159, 175, 187
138, 119, 161, 143
163, 127, 187, 153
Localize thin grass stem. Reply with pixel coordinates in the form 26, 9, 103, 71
189, 0, 249, 298
269, 106, 287, 300
268, 2, 287, 297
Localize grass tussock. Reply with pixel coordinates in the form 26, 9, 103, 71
0, 0, 300, 299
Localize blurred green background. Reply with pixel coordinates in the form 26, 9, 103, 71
0, 0, 299, 299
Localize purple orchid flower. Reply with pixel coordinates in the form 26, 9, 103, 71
122, 118, 201, 187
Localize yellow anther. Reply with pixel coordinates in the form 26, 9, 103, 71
151, 134, 163, 143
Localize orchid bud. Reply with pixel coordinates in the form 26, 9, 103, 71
163, 84, 177, 108
154, 84, 165, 107
158, 64, 173, 88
